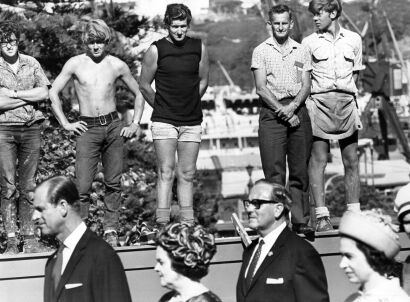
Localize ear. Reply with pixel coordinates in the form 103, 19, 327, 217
289, 19, 294, 30
266, 20, 272, 26
57, 199, 69, 218
273, 203, 285, 219
330, 10, 338, 20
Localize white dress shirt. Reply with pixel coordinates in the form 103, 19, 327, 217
60, 222, 87, 274
245, 222, 287, 277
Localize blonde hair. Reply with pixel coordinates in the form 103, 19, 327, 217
82, 19, 111, 44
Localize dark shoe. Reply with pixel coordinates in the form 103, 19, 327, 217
104, 230, 119, 247
23, 235, 53, 253
3, 237, 19, 255
292, 224, 315, 241
139, 223, 159, 243
315, 216, 333, 232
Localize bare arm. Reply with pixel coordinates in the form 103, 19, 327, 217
49, 59, 88, 135
277, 71, 311, 120
139, 45, 157, 107
253, 68, 299, 127
253, 68, 283, 112
118, 62, 145, 138
0, 87, 48, 102
0, 95, 29, 110
293, 71, 311, 108
199, 42, 209, 98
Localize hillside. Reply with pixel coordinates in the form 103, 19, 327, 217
191, 0, 410, 90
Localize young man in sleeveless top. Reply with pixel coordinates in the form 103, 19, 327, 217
49, 19, 144, 246
139, 3, 209, 225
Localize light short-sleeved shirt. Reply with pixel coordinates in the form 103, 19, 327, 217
302, 26, 364, 95
0, 53, 50, 125
251, 37, 312, 101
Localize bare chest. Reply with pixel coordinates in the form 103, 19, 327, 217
73, 61, 119, 88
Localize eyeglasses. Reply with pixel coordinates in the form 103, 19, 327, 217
243, 199, 280, 210
0, 40, 17, 47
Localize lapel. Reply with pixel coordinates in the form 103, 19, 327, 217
55, 229, 93, 299
245, 227, 291, 295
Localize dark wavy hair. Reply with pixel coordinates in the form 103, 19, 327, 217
155, 222, 216, 281
308, 0, 342, 19
354, 238, 400, 278
268, 4, 293, 22
163, 3, 192, 27
0, 21, 20, 42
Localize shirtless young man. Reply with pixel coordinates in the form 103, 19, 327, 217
49, 19, 144, 246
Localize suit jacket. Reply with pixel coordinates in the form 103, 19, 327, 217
44, 229, 132, 302
236, 227, 329, 302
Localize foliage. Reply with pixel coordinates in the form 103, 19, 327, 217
0, 111, 220, 251
327, 181, 395, 219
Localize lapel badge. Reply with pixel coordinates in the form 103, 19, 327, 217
268, 251, 273, 257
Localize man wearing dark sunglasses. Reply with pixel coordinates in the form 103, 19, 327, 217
0, 21, 50, 254
237, 180, 329, 302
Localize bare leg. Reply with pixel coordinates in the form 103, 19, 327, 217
340, 132, 360, 206
154, 139, 177, 224
176, 141, 200, 223
308, 138, 329, 208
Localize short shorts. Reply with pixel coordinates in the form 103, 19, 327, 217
151, 122, 202, 142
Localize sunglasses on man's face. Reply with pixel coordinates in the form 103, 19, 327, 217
243, 199, 280, 210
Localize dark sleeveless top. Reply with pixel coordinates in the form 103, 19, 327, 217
152, 37, 203, 126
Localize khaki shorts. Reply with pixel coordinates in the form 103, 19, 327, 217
151, 122, 202, 142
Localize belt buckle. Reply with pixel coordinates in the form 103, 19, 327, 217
98, 114, 107, 125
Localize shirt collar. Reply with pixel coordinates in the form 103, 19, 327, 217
359, 277, 402, 296
63, 222, 87, 251
265, 37, 298, 53
316, 24, 346, 41
0, 53, 29, 68
259, 221, 287, 246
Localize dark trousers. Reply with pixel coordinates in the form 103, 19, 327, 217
75, 119, 124, 231
0, 124, 41, 236
258, 104, 312, 225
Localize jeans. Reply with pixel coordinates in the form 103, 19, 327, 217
75, 119, 124, 231
258, 103, 313, 225
0, 124, 41, 236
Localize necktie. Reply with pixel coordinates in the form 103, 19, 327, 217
52, 244, 65, 290
245, 239, 264, 289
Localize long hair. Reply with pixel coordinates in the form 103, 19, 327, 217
82, 19, 111, 44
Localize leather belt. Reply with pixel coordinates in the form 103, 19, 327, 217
79, 112, 119, 126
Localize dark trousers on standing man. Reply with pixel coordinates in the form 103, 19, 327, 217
258, 100, 312, 225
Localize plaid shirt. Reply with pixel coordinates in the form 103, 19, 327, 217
302, 26, 365, 95
251, 37, 312, 101
0, 53, 50, 125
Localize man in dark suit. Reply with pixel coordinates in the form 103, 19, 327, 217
236, 180, 329, 302
32, 176, 132, 302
